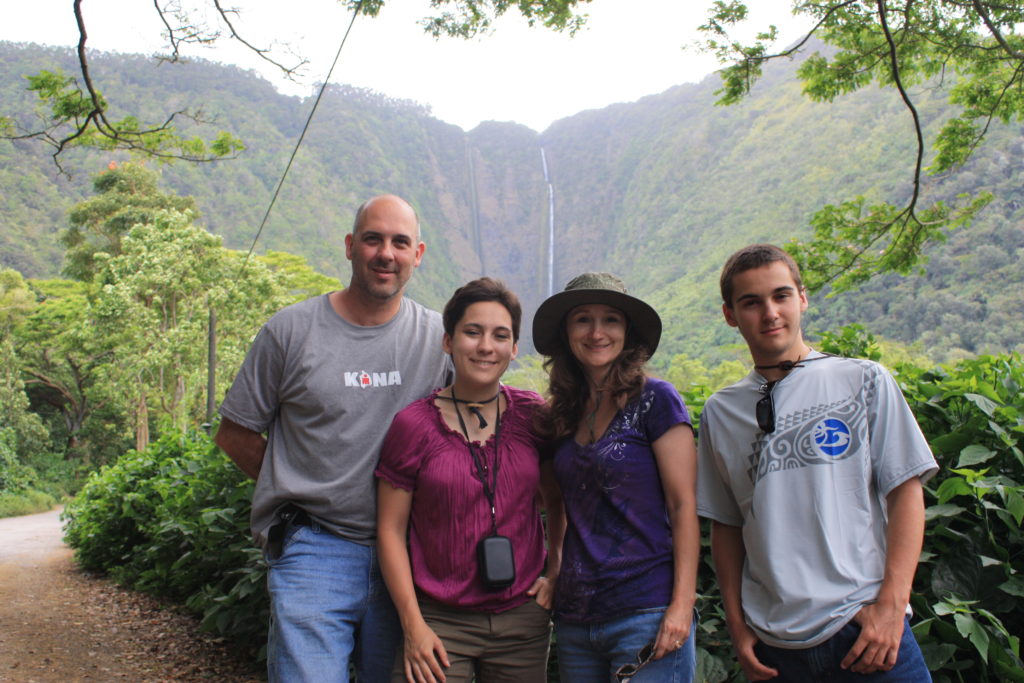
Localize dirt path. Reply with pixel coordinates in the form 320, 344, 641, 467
0, 508, 264, 682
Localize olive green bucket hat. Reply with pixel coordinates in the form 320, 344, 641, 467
532, 272, 662, 356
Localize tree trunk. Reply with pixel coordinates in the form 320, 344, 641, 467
135, 391, 149, 452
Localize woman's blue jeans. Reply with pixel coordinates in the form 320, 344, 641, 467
555, 608, 697, 682
266, 520, 401, 682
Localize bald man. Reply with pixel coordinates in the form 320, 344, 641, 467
217, 195, 451, 682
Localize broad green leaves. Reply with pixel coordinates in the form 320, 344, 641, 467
902, 353, 1024, 678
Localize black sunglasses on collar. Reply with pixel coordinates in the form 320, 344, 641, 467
756, 380, 780, 434
754, 352, 835, 434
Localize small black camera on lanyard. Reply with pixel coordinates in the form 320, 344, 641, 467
449, 387, 516, 590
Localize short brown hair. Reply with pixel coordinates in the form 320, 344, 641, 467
720, 244, 803, 307
443, 277, 522, 342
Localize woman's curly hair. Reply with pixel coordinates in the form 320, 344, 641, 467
535, 325, 650, 441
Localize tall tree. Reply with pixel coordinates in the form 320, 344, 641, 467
0, 268, 36, 334
91, 208, 289, 450
700, 0, 1023, 292
0, 269, 50, 462
13, 159, 341, 457
61, 162, 197, 281
14, 278, 112, 459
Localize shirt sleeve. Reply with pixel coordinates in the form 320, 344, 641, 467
218, 324, 283, 434
866, 365, 939, 497
376, 404, 428, 492
643, 378, 692, 444
695, 400, 744, 526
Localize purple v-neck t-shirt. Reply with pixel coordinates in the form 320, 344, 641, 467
552, 377, 691, 623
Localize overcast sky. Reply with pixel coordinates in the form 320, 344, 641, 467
2, 0, 811, 132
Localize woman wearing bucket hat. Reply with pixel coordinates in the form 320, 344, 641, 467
376, 277, 565, 682
534, 272, 699, 682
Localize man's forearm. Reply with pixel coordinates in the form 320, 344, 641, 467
878, 477, 926, 610
711, 521, 747, 630
840, 476, 927, 673
214, 418, 267, 480
711, 520, 780, 681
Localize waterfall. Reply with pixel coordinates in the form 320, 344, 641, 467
466, 139, 483, 273
541, 147, 554, 297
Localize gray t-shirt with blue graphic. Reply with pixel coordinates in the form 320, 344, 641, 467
220, 294, 451, 548
696, 352, 937, 648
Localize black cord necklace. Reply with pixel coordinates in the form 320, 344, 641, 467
437, 390, 500, 429
449, 386, 503, 538
755, 350, 833, 373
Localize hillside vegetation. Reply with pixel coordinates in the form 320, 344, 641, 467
2, 40, 1022, 361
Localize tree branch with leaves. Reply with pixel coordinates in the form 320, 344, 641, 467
1, 0, 246, 175
2, 0, 590, 175
699, 0, 1023, 292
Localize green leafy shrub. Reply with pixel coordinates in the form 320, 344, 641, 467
0, 427, 60, 518
817, 322, 883, 361
63, 433, 171, 571
0, 427, 37, 493
899, 354, 1024, 682
23, 450, 83, 498
0, 488, 57, 517
63, 428, 267, 656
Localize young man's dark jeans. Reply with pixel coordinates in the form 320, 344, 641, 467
754, 618, 931, 682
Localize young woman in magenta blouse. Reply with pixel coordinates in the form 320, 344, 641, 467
534, 272, 699, 682
376, 278, 565, 682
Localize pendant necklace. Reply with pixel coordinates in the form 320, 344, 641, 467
437, 389, 501, 429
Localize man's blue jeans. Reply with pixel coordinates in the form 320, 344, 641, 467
753, 618, 931, 682
266, 520, 401, 682
555, 608, 697, 682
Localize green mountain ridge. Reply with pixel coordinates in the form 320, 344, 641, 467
2, 41, 1022, 361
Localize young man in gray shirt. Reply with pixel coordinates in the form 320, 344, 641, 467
216, 195, 451, 682
697, 244, 936, 681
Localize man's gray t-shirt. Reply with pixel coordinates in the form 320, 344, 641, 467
696, 353, 937, 648
220, 294, 451, 547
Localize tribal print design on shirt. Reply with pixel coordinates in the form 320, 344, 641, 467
745, 365, 880, 486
